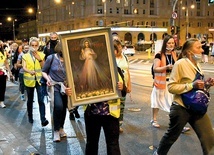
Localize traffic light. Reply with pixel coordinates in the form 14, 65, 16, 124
171, 26, 175, 35
176, 26, 180, 33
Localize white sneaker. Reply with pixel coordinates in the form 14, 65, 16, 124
0, 102, 6, 108
53, 131, 60, 142
59, 128, 67, 138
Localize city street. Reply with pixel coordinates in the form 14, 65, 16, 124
1, 52, 214, 155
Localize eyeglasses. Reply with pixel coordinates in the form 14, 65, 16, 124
31, 45, 38, 47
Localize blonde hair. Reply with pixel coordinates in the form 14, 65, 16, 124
29, 37, 39, 46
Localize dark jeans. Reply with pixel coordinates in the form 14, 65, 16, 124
0, 75, 7, 101
25, 81, 47, 122
157, 103, 214, 155
84, 110, 121, 155
19, 73, 25, 94
53, 91, 67, 131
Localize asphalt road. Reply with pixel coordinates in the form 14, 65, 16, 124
1, 53, 214, 155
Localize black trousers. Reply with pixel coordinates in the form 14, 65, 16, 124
157, 103, 214, 155
0, 75, 7, 101
84, 111, 121, 155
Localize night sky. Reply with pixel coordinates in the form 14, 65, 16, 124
0, 0, 37, 23
0, 0, 37, 40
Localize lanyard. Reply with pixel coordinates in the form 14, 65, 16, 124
185, 58, 203, 76
166, 54, 172, 65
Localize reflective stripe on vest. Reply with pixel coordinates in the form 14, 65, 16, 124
154, 52, 177, 89
108, 98, 120, 118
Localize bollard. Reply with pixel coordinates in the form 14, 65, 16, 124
147, 48, 151, 59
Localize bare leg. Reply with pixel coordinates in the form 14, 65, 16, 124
151, 108, 160, 128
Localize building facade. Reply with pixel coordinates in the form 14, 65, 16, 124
37, 0, 214, 45
17, 20, 38, 40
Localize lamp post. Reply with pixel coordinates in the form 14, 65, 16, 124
102, 0, 106, 26
182, 2, 195, 40
7, 17, 17, 41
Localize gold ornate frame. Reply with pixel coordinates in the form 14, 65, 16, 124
60, 28, 120, 106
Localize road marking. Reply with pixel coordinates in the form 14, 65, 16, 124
129, 59, 139, 64
137, 60, 144, 63
203, 69, 214, 73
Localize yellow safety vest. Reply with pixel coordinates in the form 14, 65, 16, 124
22, 52, 45, 87
83, 73, 123, 118
0, 51, 6, 67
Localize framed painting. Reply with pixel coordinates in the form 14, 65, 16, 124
60, 28, 121, 106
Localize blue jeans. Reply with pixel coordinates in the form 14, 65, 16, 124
19, 73, 25, 94
119, 97, 126, 126
25, 81, 47, 122
157, 103, 214, 155
53, 91, 67, 131
84, 109, 121, 155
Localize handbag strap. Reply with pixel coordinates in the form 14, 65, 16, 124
185, 58, 203, 77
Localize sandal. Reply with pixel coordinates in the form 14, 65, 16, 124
150, 120, 160, 128
182, 127, 190, 133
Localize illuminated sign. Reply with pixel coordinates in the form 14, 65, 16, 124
208, 0, 214, 5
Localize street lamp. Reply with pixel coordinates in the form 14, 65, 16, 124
182, 2, 195, 40
102, 0, 106, 26
7, 17, 17, 41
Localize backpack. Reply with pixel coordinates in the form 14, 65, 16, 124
151, 64, 154, 79
117, 67, 127, 97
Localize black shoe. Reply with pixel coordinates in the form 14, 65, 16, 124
69, 112, 75, 120
29, 118, 34, 124
74, 111, 80, 118
41, 120, 49, 127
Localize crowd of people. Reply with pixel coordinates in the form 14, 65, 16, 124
0, 32, 214, 154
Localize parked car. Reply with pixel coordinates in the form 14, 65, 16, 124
122, 45, 135, 56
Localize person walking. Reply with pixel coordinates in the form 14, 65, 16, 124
22, 37, 49, 126
16, 44, 29, 101
41, 32, 59, 103
151, 35, 190, 132
42, 41, 70, 142
151, 35, 177, 128
84, 80, 124, 155
154, 38, 214, 155
0, 40, 13, 108
113, 39, 131, 133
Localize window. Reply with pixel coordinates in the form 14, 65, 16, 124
196, 3, 200, 9
150, 10, 155, 15
163, 22, 165, 27
110, 8, 112, 13
97, 9, 103, 14
151, 21, 156, 27
124, 9, 129, 14
196, 11, 200, 16
197, 22, 202, 27
117, 7, 119, 14
124, 0, 129, 7
143, 0, 146, 4
143, 9, 145, 14
150, 0, 154, 8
